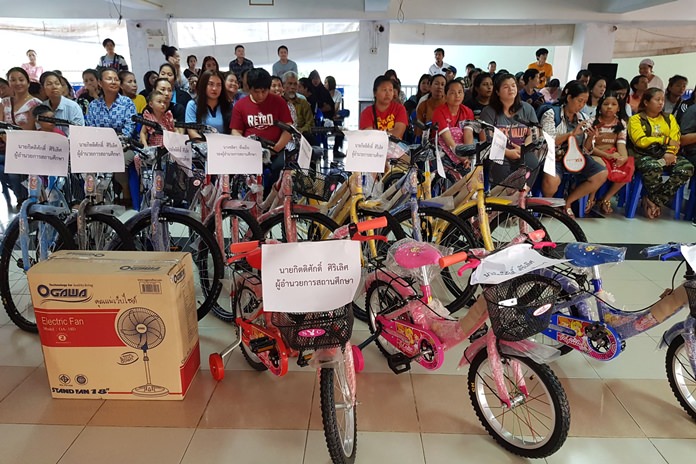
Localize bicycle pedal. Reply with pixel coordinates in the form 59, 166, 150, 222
249, 336, 275, 353
387, 353, 411, 374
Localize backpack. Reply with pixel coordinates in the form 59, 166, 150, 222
536, 104, 562, 127
627, 112, 672, 157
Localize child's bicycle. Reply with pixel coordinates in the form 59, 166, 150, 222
359, 232, 571, 458
209, 217, 388, 464
537, 241, 696, 420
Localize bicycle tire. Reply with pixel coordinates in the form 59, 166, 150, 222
0, 213, 75, 333
468, 348, 570, 458
234, 284, 268, 370
260, 211, 338, 242
320, 355, 357, 464
365, 279, 408, 359
665, 335, 696, 421
66, 213, 135, 251
205, 208, 263, 322
391, 206, 478, 313
119, 210, 224, 321
456, 203, 546, 307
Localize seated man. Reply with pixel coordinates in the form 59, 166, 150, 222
282, 71, 316, 145
230, 68, 293, 194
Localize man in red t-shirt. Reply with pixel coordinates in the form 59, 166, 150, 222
231, 68, 293, 191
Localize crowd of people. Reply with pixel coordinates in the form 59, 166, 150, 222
0, 41, 343, 209
0, 42, 694, 224
360, 47, 694, 223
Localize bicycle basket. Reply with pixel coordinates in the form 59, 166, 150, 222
292, 169, 341, 201
271, 304, 353, 350
685, 280, 696, 318
163, 160, 188, 204
483, 274, 562, 342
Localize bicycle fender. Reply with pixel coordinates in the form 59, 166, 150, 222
28, 204, 69, 217
363, 269, 416, 296
291, 204, 322, 214
459, 335, 487, 369
220, 199, 256, 211
659, 319, 691, 349
121, 207, 196, 230
84, 204, 127, 216
453, 197, 512, 215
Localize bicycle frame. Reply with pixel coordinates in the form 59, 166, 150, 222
75, 173, 124, 250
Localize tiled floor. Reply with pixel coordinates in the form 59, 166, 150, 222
0, 199, 695, 463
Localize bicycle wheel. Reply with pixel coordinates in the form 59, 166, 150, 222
468, 348, 570, 458
392, 206, 478, 312
260, 211, 338, 242
0, 213, 75, 333
365, 279, 408, 358
66, 213, 135, 251
456, 203, 546, 305
666, 335, 696, 421
526, 204, 587, 259
206, 208, 263, 322
235, 284, 267, 370
121, 210, 224, 320
320, 351, 357, 464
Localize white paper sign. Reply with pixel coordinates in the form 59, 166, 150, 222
298, 134, 313, 170
205, 133, 262, 175
542, 130, 556, 177
262, 240, 362, 313
4, 131, 69, 176
490, 127, 507, 165
682, 244, 696, 271
471, 243, 569, 285
344, 130, 389, 173
434, 133, 446, 178
163, 130, 192, 172
69, 126, 124, 173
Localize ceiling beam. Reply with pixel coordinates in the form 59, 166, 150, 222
601, 0, 676, 13
364, 0, 390, 12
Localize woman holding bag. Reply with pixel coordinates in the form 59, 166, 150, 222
587, 92, 634, 214
627, 88, 692, 219
540, 80, 607, 217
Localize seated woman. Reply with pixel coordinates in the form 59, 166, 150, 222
582, 75, 607, 120
608, 77, 632, 118
480, 73, 541, 190
359, 75, 407, 138
587, 92, 634, 214
628, 75, 648, 114
663, 74, 688, 115
185, 70, 232, 139
540, 80, 607, 217
463, 72, 493, 119
627, 87, 693, 219
404, 74, 431, 115
678, 102, 696, 225
76, 69, 100, 115
415, 74, 446, 137
432, 79, 475, 168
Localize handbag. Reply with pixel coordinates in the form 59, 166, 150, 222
562, 137, 586, 173
602, 156, 635, 184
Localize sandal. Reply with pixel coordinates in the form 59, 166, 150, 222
564, 206, 575, 219
599, 199, 613, 215
584, 198, 595, 215
642, 197, 659, 219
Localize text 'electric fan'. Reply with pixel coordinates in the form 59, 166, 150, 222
117, 307, 168, 397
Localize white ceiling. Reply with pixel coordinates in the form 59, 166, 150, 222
2, 0, 695, 23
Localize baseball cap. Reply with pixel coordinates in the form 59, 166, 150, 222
446, 65, 457, 75
640, 58, 654, 68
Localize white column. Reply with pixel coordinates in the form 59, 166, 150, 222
568, 23, 617, 81
125, 20, 173, 88
358, 20, 390, 101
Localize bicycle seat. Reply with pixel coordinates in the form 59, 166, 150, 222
565, 243, 626, 268
393, 241, 443, 269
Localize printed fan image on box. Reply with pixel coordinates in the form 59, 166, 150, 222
117, 307, 168, 397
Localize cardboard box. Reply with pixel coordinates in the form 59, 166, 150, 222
28, 251, 200, 400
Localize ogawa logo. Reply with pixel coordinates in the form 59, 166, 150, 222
119, 265, 161, 271
37, 284, 92, 303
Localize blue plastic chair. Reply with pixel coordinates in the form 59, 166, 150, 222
624, 170, 687, 219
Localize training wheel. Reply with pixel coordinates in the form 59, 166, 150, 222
209, 353, 225, 381
352, 345, 364, 373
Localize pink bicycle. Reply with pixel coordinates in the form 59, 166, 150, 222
358, 233, 571, 458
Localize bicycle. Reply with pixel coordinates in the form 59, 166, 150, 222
107, 115, 224, 321
537, 241, 696, 420
358, 233, 571, 458
209, 217, 388, 464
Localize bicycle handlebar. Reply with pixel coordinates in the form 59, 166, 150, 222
36, 115, 71, 126
174, 121, 216, 133
354, 216, 387, 232
641, 243, 678, 258
438, 251, 469, 269
0, 121, 22, 130
132, 115, 163, 134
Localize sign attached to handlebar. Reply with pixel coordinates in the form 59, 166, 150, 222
490, 127, 507, 165
344, 130, 389, 173
542, 130, 556, 177
69, 126, 125, 173
298, 135, 313, 170
262, 240, 362, 313
682, 244, 696, 270
205, 133, 263, 175
163, 130, 193, 175
4, 131, 69, 177
470, 244, 569, 285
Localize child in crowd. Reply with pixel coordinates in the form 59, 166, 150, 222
587, 92, 634, 214
140, 91, 177, 147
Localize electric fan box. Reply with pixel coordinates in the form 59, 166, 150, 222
28, 250, 200, 401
